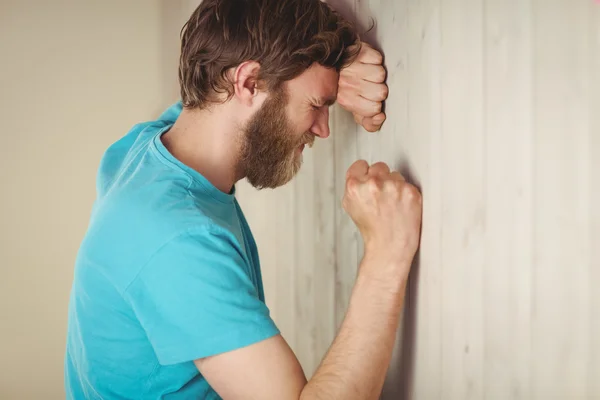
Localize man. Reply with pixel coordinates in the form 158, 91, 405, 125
65, 0, 422, 398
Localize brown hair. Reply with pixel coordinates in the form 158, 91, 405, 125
179, 0, 360, 109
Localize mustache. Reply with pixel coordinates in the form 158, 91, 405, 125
301, 132, 316, 148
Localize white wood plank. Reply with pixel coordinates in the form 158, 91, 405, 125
332, 103, 360, 330
292, 137, 337, 377
531, 0, 592, 397
439, 0, 485, 398
274, 184, 298, 354
294, 147, 318, 376
483, 0, 533, 398
332, 0, 360, 332
235, 185, 278, 319
400, 1, 444, 399
233, 1, 599, 397
328, 1, 361, 346
361, 0, 414, 398
589, 4, 600, 398
312, 135, 337, 373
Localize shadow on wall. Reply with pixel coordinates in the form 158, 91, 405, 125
339, 6, 419, 398
381, 162, 422, 400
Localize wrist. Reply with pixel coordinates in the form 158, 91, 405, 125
363, 240, 416, 266
358, 249, 411, 292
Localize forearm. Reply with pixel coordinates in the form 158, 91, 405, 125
300, 251, 409, 400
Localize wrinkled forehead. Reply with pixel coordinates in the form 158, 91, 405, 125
284, 64, 340, 103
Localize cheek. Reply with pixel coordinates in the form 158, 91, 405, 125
283, 101, 315, 135
294, 111, 316, 134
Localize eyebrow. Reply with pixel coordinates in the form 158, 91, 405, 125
316, 96, 337, 107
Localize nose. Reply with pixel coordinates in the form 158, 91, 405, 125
310, 107, 330, 139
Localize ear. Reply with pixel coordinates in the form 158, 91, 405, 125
232, 61, 262, 107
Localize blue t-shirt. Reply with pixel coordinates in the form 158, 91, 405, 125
65, 103, 279, 399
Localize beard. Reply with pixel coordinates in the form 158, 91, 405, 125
239, 89, 314, 189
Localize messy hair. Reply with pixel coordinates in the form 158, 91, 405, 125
179, 0, 360, 109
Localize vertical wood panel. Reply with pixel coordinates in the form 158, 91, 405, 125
235, 185, 281, 326
483, 0, 533, 398
402, 0, 444, 398
531, 0, 591, 397
587, 2, 599, 398
440, 0, 485, 398
312, 134, 337, 373
366, 0, 411, 398
274, 184, 297, 353
332, 105, 360, 330
234, 0, 599, 397
294, 149, 318, 375
332, 0, 359, 332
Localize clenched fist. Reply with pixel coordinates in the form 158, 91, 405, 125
342, 160, 422, 270
338, 42, 388, 132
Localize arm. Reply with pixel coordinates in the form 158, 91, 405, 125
300, 252, 410, 399
324, 0, 389, 132
196, 161, 422, 400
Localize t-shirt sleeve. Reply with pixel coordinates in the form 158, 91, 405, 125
124, 226, 280, 365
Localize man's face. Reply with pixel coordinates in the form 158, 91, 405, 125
240, 64, 339, 189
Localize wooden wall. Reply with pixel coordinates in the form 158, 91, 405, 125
237, 0, 600, 398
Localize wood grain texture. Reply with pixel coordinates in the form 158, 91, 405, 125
332, 104, 360, 332
531, 0, 592, 397
293, 146, 318, 375
273, 184, 298, 352
483, 0, 533, 398
233, 0, 599, 397
398, 1, 443, 399
590, 4, 600, 398
439, 1, 485, 399
332, 0, 360, 335
293, 134, 338, 377
312, 137, 338, 373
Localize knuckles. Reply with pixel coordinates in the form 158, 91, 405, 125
337, 92, 349, 109
372, 102, 383, 115
345, 176, 360, 193
379, 84, 389, 101
403, 184, 422, 204
345, 163, 423, 207
361, 45, 383, 64
365, 176, 383, 193
373, 67, 387, 84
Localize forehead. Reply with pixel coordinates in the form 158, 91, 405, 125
285, 64, 339, 102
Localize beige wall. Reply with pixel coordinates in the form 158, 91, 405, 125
0, 1, 182, 398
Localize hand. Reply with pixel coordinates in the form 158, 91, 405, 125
342, 160, 422, 269
338, 42, 388, 132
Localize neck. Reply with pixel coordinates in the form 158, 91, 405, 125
161, 104, 244, 194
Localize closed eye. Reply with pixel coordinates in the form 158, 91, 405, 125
312, 104, 333, 112
311, 97, 335, 112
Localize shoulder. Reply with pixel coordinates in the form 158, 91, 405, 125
125, 224, 260, 314
121, 221, 278, 364
80, 184, 243, 293
150, 224, 245, 265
